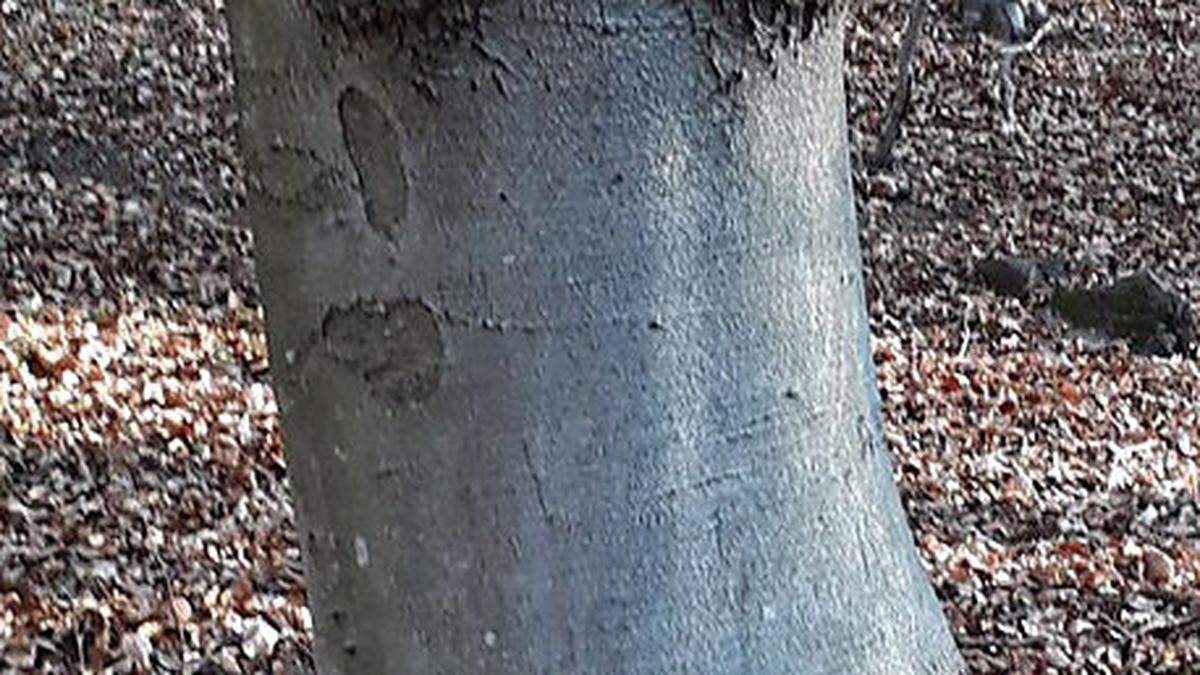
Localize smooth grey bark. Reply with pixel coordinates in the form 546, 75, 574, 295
227, 2, 963, 673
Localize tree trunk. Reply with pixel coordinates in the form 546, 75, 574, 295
227, 2, 963, 673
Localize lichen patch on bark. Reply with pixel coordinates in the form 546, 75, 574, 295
338, 87, 410, 245
321, 298, 443, 404
305, 1, 484, 53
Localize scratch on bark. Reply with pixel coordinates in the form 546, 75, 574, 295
855, 520, 873, 582
470, 38, 514, 74
521, 442, 553, 527
652, 469, 748, 506
597, 0, 613, 34
490, 70, 511, 99
856, 412, 878, 461
420, 301, 711, 336
433, 308, 544, 335
721, 412, 778, 445
713, 505, 731, 567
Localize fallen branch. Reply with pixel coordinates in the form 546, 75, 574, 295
1143, 614, 1200, 640
998, 16, 1057, 55
867, 0, 928, 171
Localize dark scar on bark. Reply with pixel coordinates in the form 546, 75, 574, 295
321, 298, 443, 404
337, 87, 409, 245
743, 0, 837, 44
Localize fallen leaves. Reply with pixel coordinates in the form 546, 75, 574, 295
0, 304, 311, 669
1, 0, 310, 670
849, 0, 1200, 669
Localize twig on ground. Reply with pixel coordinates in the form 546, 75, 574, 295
868, 0, 928, 171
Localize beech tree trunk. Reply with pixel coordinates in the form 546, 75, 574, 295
227, 2, 963, 673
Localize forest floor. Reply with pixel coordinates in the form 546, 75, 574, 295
0, 0, 1198, 672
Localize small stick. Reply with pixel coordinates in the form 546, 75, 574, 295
867, 0, 929, 171
998, 16, 1056, 55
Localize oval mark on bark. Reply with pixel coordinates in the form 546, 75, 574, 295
337, 86, 409, 244
322, 298, 442, 404
252, 146, 336, 207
